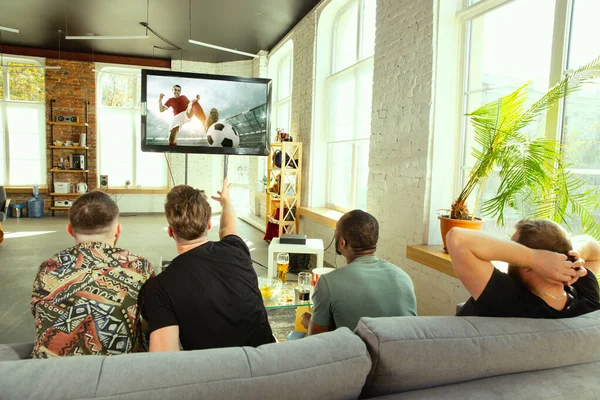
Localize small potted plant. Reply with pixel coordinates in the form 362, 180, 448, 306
439, 56, 600, 250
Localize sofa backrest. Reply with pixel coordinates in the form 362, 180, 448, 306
355, 310, 600, 398
0, 328, 371, 400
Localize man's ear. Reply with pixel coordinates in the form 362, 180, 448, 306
339, 237, 347, 250
115, 223, 122, 238
66, 223, 76, 238
207, 220, 212, 231
167, 226, 174, 238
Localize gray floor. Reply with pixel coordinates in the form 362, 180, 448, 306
0, 214, 290, 344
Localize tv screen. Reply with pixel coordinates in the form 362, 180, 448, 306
141, 69, 271, 156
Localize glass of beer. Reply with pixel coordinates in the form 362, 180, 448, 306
276, 253, 290, 283
297, 272, 312, 303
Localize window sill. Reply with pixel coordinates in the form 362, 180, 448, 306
406, 245, 508, 278
406, 245, 457, 278
99, 188, 170, 194
298, 207, 344, 229
5, 187, 49, 194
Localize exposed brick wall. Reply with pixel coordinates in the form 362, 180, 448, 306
367, 0, 468, 315
29, 59, 96, 215
270, 0, 469, 315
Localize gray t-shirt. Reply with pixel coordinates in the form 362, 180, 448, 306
311, 256, 417, 330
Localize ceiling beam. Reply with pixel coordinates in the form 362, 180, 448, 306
1, 44, 170, 68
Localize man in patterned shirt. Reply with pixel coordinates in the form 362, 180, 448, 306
31, 191, 153, 358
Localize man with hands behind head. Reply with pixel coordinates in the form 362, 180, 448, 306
143, 178, 275, 352
447, 219, 600, 318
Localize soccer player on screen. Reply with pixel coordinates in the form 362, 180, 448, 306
158, 85, 207, 145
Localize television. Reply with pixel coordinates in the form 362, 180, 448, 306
141, 69, 271, 156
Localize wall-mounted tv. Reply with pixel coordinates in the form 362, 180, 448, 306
141, 69, 271, 156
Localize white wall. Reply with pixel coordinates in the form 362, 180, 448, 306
273, 0, 469, 315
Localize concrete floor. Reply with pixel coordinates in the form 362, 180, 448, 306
0, 214, 273, 344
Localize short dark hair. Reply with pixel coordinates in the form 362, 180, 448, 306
173, 84, 181, 90
69, 191, 119, 235
508, 219, 572, 280
338, 210, 379, 252
164, 185, 211, 241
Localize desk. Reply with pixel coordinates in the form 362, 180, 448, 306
267, 238, 324, 278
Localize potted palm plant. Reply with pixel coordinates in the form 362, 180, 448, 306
439, 56, 600, 250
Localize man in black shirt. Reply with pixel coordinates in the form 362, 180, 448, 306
142, 178, 275, 351
447, 219, 600, 318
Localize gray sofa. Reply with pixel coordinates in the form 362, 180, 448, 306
2, 311, 599, 399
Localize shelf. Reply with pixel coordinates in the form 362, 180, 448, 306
50, 193, 82, 197
48, 121, 88, 127
48, 146, 89, 150
50, 169, 89, 173
50, 206, 71, 211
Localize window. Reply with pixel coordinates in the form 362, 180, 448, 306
458, 0, 600, 236
323, 0, 375, 211
0, 57, 46, 186
264, 41, 294, 192
97, 66, 167, 188
561, 0, 600, 225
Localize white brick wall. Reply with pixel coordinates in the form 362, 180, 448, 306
368, 0, 468, 316
269, 0, 469, 315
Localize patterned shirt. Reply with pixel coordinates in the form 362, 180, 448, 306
31, 242, 153, 358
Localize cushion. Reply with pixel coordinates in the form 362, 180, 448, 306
373, 361, 600, 400
356, 310, 600, 398
0, 343, 34, 361
0, 327, 371, 400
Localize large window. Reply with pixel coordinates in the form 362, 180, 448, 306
264, 42, 294, 192
459, 0, 600, 235
322, 0, 375, 211
0, 57, 46, 186
97, 66, 167, 188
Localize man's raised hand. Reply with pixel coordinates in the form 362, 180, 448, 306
211, 178, 232, 206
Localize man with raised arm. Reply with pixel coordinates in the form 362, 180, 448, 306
143, 178, 275, 352
31, 191, 153, 358
298, 210, 417, 338
447, 219, 600, 318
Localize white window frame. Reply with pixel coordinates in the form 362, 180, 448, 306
321, 0, 374, 212
0, 55, 47, 187
427, 0, 597, 243
97, 64, 168, 188
264, 41, 294, 192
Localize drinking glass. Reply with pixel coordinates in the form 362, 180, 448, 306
297, 272, 312, 303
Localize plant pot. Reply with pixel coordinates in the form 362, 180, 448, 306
438, 215, 484, 253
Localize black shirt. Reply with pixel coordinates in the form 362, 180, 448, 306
142, 235, 274, 350
457, 267, 600, 318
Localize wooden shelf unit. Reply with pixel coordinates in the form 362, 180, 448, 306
48, 146, 89, 150
49, 169, 89, 173
48, 99, 90, 216
48, 121, 88, 127
266, 142, 302, 236
50, 193, 82, 197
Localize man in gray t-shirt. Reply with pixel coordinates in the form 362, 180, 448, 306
301, 210, 417, 336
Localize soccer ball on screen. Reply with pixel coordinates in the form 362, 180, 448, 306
206, 122, 240, 147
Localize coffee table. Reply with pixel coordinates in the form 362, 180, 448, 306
263, 283, 312, 334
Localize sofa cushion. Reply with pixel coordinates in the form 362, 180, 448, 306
0, 327, 371, 400
373, 361, 600, 400
0, 343, 34, 361
356, 310, 600, 398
